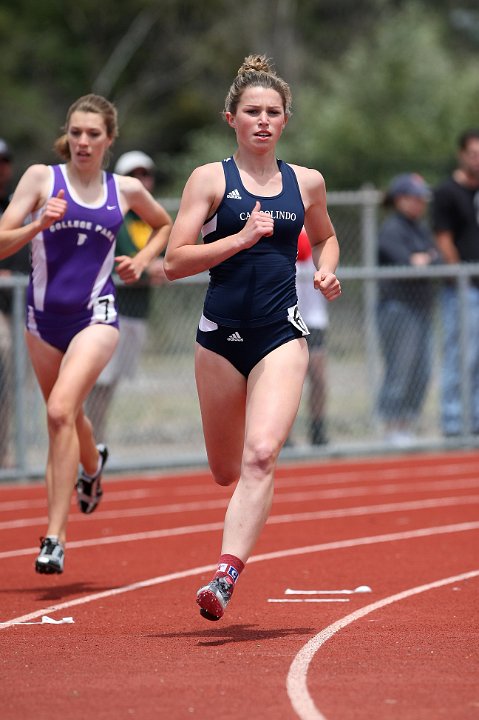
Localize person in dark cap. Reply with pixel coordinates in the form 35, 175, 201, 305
377, 173, 442, 446
0, 138, 12, 164
0, 138, 14, 217
432, 129, 479, 437
0, 139, 30, 466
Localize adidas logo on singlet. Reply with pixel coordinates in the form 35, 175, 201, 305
227, 332, 243, 342
226, 189, 242, 200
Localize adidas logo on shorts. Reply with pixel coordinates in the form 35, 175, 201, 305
227, 332, 243, 342
226, 189, 242, 200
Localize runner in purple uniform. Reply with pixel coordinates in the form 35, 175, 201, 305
0, 94, 172, 574
164, 56, 341, 620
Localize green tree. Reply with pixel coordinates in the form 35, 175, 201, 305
1, 0, 478, 193
289, 3, 479, 188
173, 3, 479, 191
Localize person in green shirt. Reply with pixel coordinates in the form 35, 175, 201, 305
86, 151, 169, 440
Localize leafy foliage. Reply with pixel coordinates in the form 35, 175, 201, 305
286, 4, 479, 189
0, 0, 478, 191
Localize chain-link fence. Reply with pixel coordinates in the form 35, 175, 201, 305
2, 189, 479, 481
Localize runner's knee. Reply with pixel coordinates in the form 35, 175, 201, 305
210, 458, 241, 487
242, 437, 279, 480
47, 398, 75, 433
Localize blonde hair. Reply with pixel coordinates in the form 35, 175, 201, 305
223, 55, 292, 119
53, 94, 119, 162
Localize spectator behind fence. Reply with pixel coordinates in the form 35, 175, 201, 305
377, 173, 442, 446
296, 227, 329, 445
0, 139, 30, 467
0, 94, 172, 575
432, 129, 479, 437
86, 151, 169, 442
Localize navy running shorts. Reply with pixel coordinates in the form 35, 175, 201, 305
196, 310, 308, 378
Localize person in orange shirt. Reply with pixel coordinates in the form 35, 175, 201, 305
296, 227, 329, 445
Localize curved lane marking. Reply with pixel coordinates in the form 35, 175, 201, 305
1, 520, 478, 628
286, 569, 479, 720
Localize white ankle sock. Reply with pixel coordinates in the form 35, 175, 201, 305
84, 454, 102, 480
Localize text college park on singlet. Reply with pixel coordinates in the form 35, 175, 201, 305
48, 219, 117, 243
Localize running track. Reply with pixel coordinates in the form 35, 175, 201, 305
1, 451, 478, 719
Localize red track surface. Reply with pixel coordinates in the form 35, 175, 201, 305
1, 451, 478, 719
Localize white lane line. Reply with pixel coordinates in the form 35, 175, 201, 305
273, 461, 479, 489
247, 521, 479, 566
275, 478, 479, 502
173, 459, 479, 494
268, 494, 479, 526
269, 585, 373, 606
0, 520, 225, 560
286, 569, 479, 720
268, 599, 350, 604
1, 455, 478, 507
0, 498, 230, 530
2, 494, 479, 561
0, 616, 74, 626
1, 521, 478, 629
0, 563, 215, 629
1, 489, 479, 532
285, 587, 372, 595
0, 489, 155, 512
2, 464, 479, 515
172, 468, 479, 497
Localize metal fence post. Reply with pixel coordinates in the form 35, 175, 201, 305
12, 279, 27, 474
458, 273, 472, 435
360, 186, 380, 429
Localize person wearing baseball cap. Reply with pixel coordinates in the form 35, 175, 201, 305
114, 150, 155, 177
0, 138, 12, 163
383, 172, 431, 206
377, 172, 442, 446
86, 151, 168, 441
0, 139, 13, 214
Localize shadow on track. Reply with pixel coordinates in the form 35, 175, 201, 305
0, 582, 120, 602
149, 624, 315, 646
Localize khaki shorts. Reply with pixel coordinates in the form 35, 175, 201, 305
0, 312, 12, 353
96, 315, 147, 385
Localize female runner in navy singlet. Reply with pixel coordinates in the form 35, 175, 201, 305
164, 55, 341, 621
0, 94, 172, 574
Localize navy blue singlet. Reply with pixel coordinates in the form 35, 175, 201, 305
201, 157, 305, 328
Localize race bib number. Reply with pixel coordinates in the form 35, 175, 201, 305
287, 304, 310, 336
92, 294, 117, 324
